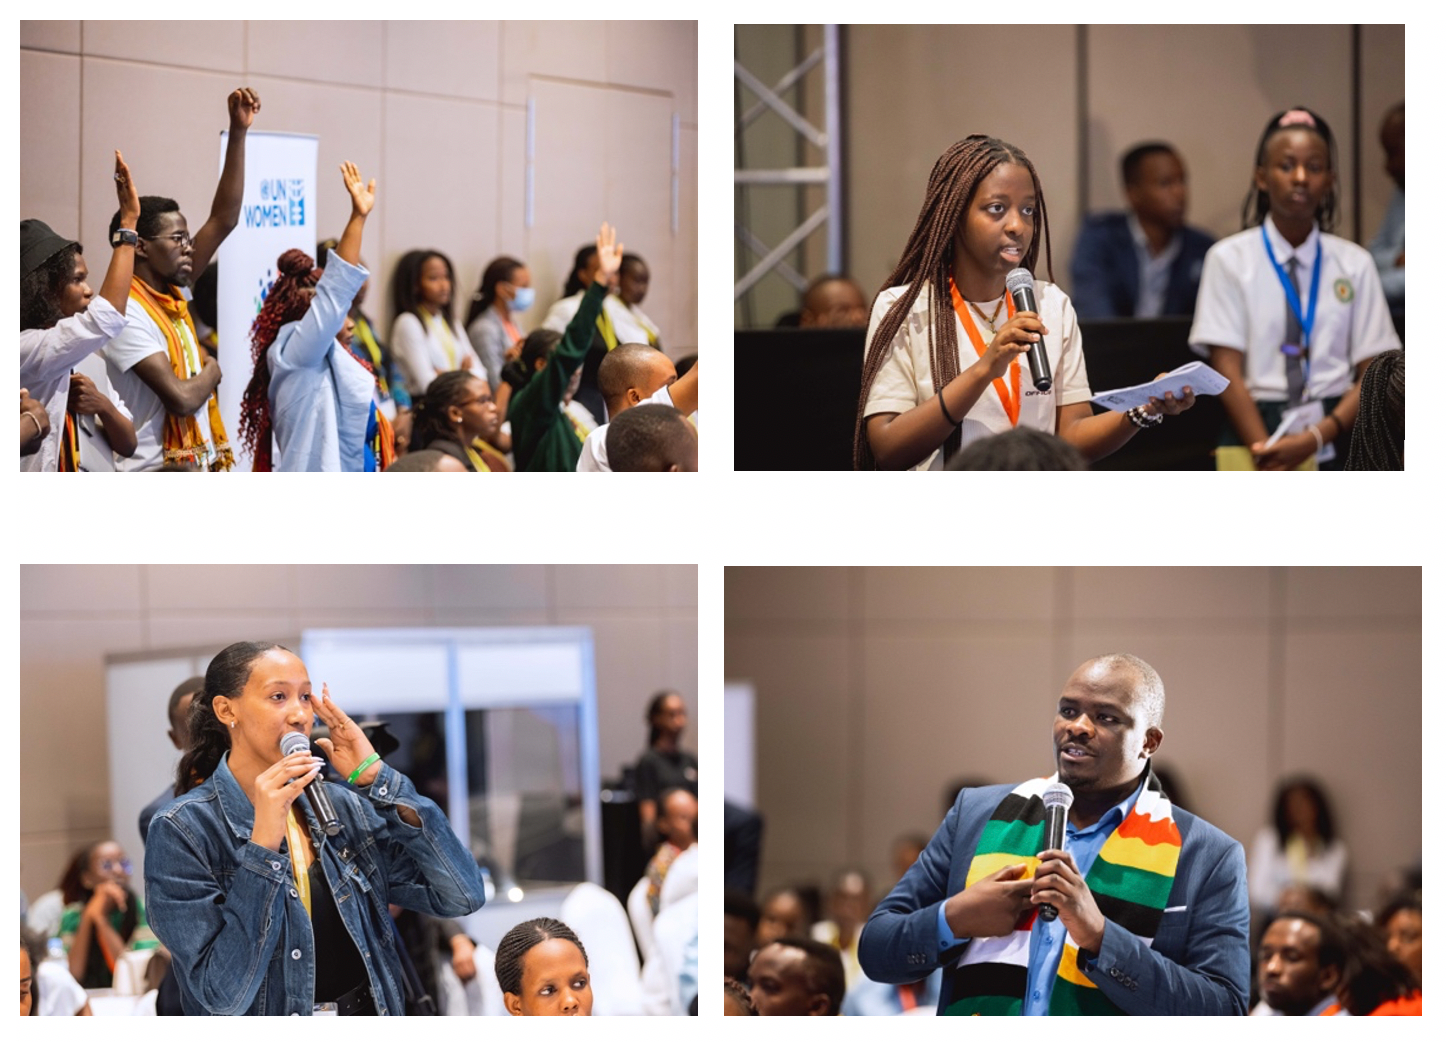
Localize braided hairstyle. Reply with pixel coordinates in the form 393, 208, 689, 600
854, 135, 1054, 469
409, 369, 481, 455
723, 977, 757, 1015
494, 918, 588, 997
464, 256, 524, 328
1243, 106, 1339, 232
175, 642, 287, 796
1345, 349, 1404, 470
240, 250, 322, 470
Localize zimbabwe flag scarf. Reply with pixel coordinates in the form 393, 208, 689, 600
944, 769, 1180, 1015
128, 276, 234, 470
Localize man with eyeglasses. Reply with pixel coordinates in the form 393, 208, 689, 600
101, 87, 260, 471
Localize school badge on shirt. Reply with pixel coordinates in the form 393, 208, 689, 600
1333, 278, 1354, 303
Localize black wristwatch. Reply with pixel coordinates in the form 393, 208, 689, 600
111, 228, 139, 248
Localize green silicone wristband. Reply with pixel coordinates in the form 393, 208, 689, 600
347, 754, 381, 785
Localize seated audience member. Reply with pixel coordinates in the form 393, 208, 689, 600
240, 163, 391, 472
541, 242, 616, 420
1344, 348, 1404, 470
542, 244, 603, 329
724, 802, 763, 896
812, 870, 870, 990
724, 977, 758, 1015
137, 676, 203, 844
613, 253, 662, 348
389, 248, 481, 394
675, 352, 696, 377
748, 937, 845, 1016
605, 403, 697, 472
800, 274, 869, 328
1377, 892, 1421, 1002
1070, 142, 1215, 319
383, 447, 468, 472
495, 918, 591, 1016
407, 370, 504, 472
101, 88, 261, 472
1368, 103, 1404, 322
20, 152, 140, 472
318, 238, 412, 452
757, 887, 813, 949
578, 345, 699, 471
1336, 912, 1419, 1016
466, 256, 531, 390
1251, 912, 1348, 1016
1275, 883, 1339, 919
1250, 778, 1348, 922
507, 224, 623, 471
724, 889, 761, 982
646, 788, 699, 915
20, 390, 49, 456
57, 839, 153, 989
21, 927, 91, 1016
944, 426, 1088, 470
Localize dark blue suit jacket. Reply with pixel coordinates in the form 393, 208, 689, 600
1070, 213, 1215, 319
857, 782, 1250, 1015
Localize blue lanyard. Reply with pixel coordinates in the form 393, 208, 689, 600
1260, 223, 1321, 350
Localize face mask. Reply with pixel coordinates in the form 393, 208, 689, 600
510, 286, 535, 312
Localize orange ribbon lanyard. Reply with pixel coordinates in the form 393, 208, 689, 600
948, 276, 1019, 427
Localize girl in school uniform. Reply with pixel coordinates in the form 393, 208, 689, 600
855, 135, 1194, 471
1189, 107, 1401, 470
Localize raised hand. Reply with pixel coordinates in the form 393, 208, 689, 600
114, 151, 140, 227
340, 161, 376, 218
312, 684, 381, 787
227, 87, 261, 131
594, 222, 625, 285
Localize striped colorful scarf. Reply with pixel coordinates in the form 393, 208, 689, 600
128, 277, 234, 470
944, 771, 1181, 1016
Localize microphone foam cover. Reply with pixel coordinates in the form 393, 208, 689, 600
1042, 781, 1074, 810
1005, 268, 1034, 295
279, 731, 311, 757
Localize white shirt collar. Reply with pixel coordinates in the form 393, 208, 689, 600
1262, 214, 1321, 266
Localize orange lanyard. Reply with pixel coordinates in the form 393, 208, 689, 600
948, 276, 1019, 427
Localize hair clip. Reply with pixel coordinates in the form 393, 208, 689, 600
1278, 109, 1318, 128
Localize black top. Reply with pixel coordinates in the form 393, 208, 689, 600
308, 861, 370, 1004
635, 747, 698, 803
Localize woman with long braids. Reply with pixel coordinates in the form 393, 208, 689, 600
857, 135, 1195, 470
407, 369, 508, 471
144, 642, 486, 1015
239, 162, 394, 471
494, 918, 592, 1016
1344, 349, 1404, 469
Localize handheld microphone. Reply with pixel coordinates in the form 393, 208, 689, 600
1005, 267, 1052, 392
280, 731, 341, 836
1038, 781, 1073, 922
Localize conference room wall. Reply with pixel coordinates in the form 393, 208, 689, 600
18, 564, 698, 902
19, 20, 699, 356
724, 566, 1420, 913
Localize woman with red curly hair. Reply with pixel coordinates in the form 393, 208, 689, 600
240, 162, 392, 471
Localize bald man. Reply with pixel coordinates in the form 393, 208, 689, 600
859, 654, 1249, 1015
577, 343, 699, 472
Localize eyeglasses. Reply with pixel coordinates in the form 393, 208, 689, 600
97, 858, 132, 874
457, 396, 493, 407
144, 231, 193, 249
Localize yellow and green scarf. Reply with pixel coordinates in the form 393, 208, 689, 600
945, 771, 1180, 1016
128, 277, 233, 470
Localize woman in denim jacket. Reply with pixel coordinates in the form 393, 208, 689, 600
145, 641, 487, 1015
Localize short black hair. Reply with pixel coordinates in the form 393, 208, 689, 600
765, 936, 846, 1015
945, 427, 1087, 470
605, 403, 695, 472
1262, 911, 1346, 973
724, 887, 761, 931
111, 195, 180, 241
494, 918, 587, 996
168, 676, 204, 730
1121, 142, 1178, 186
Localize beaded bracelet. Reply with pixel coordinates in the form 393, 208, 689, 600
1126, 406, 1163, 429
347, 753, 381, 785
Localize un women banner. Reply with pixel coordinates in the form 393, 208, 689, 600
215, 131, 318, 471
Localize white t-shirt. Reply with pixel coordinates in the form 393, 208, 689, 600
576, 384, 677, 472
19, 296, 126, 472
100, 302, 215, 471
1188, 215, 1400, 401
36, 959, 88, 1016
863, 280, 1091, 470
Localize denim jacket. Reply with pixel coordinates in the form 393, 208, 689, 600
144, 753, 486, 1015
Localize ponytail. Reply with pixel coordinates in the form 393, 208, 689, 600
175, 641, 287, 795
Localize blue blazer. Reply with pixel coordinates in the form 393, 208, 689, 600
857, 782, 1250, 1015
1070, 213, 1215, 319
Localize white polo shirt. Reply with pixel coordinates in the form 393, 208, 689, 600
1188, 215, 1399, 402
863, 280, 1092, 470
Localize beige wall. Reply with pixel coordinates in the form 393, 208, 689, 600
20, 20, 698, 355
19, 564, 697, 900
736, 24, 1404, 319
725, 567, 1420, 913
